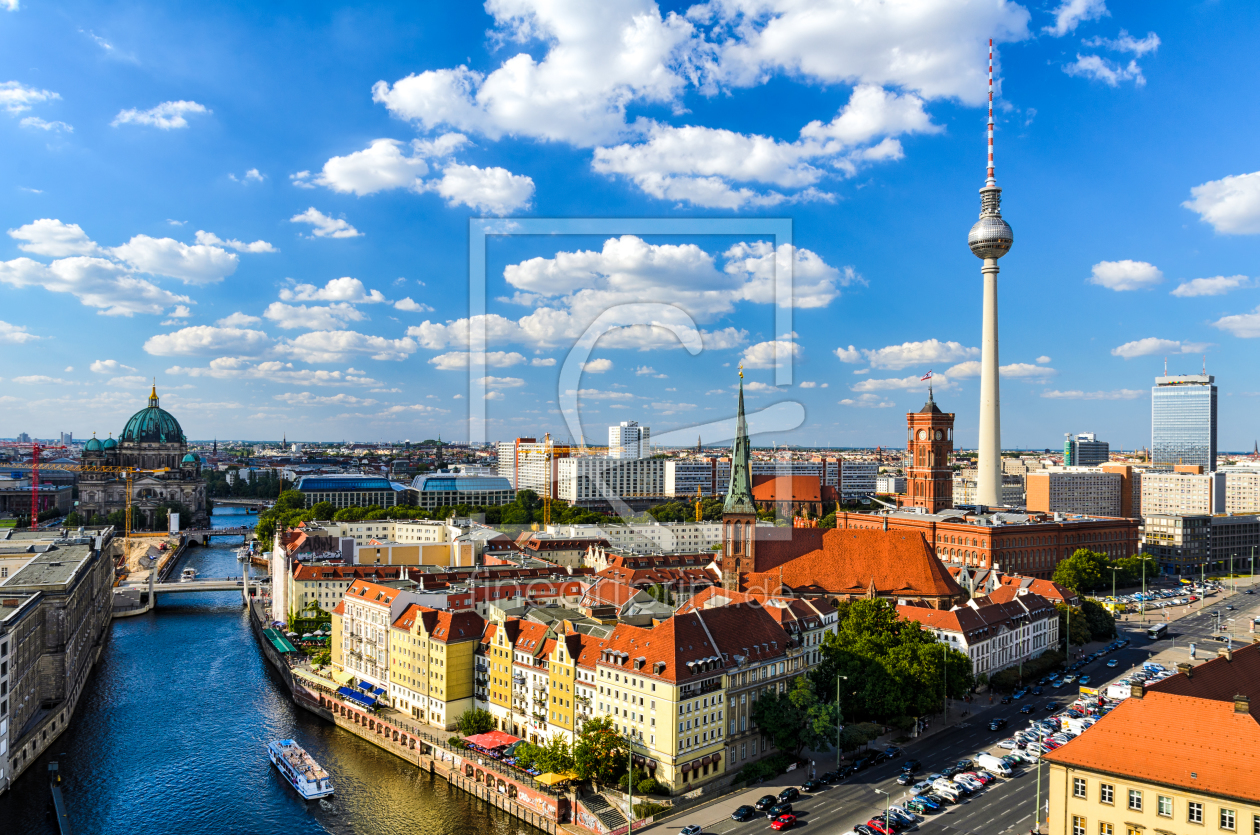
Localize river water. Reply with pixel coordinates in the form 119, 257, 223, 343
0, 508, 537, 835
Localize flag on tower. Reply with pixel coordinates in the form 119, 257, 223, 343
920, 370, 933, 381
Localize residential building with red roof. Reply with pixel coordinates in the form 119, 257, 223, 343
1045, 643, 1260, 835
331, 580, 421, 689
896, 590, 1058, 678
387, 604, 483, 730
676, 587, 838, 668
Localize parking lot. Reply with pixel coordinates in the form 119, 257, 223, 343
648, 578, 1260, 835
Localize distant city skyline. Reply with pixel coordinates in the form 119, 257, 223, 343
4, 4, 1260, 448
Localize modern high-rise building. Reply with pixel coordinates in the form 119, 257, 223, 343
1063, 432, 1109, 466
968, 41, 1015, 507
1151, 373, 1217, 470
607, 420, 650, 459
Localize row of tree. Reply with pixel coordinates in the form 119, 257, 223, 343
1052, 548, 1159, 594
204, 468, 287, 499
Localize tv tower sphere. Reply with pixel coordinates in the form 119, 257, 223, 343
968, 192, 1014, 259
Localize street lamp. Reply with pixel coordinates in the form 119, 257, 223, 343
622, 731, 644, 827
874, 787, 891, 829
835, 674, 848, 772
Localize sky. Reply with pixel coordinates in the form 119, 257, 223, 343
3, 0, 1260, 451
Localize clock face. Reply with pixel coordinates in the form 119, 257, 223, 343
935, 430, 943, 441
917, 429, 927, 440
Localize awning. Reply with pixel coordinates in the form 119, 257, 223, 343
535, 772, 569, 786
338, 686, 378, 708
262, 628, 298, 654
372, 685, 386, 696
712, 752, 721, 763
331, 669, 355, 685
680, 761, 691, 772
464, 730, 521, 749
293, 668, 336, 688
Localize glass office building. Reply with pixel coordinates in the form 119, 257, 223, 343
1151, 374, 1217, 470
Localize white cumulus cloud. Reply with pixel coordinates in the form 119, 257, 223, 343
583, 358, 613, 374
112, 234, 239, 284
112, 100, 209, 129
840, 393, 895, 408
1171, 275, 1252, 298
429, 351, 526, 370
1184, 171, 1260, 235
289, 207, 362, 239
1044, 0, 1108, 37
20, 117, 72, 132
0, 320, 38, 344
1063, 55, 1145, 87
194, 230, 277, 254
426, 163, 535, 214
263, 302, 365, 331
740, 339, 801, 369
1110, 337, 1212, 358
276, 330, 418, 363
0, 256, 192, 316
860, 339, 977, 370
1088, 260, 1163, 291
394, 297, 433, 312
0, 81, 59, 113
144, 325, 272, 357
8, 219, 100, 257
280, 277, 386, 304
90, 359, 136, 373
216, 312, 262, 327
1212, 307, 1260, 339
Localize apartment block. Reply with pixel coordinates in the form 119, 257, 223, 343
1026, 469, 1123, 517
556, 456, 666, 504
1140, 467, 1226, 516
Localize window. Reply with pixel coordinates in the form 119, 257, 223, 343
1100, 784, 1114, 805
1129, 791, 1143, 811
1191, 803, 1204, 824
1074, 778, 1088, 799
1160, 797, 1173, 818
1101, 825, 1114, 835
1074, 817, 1087, 835
1222, 810, 1236, 831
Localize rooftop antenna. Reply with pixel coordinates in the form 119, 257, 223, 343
1202, 355, 1207, 375
1163, 357, 1167, 376
987, 37, 996, 186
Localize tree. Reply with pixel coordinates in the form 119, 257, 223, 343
274, 489, 307, 512
456, 707, 495, 736
64, 511, 82, 527
1052, 549, 1109, 592
1080, 598, 1117, 641
514, 741, 544, 770
536, 734, 576, 774
573, 716, 623, 785
750, 675, 838, 756
1114, 554, 1158, 588
310, 501, 335, 520
1055, 603, 1092, 648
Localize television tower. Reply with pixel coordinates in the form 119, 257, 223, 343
968, 38, 1014, 507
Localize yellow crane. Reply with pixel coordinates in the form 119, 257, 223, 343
6, 461, 171, 543
695, 484, 703, 522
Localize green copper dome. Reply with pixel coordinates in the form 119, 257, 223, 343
102, 435, 117, 450
121, 386, 185, 444
181, 452, 198, 463
84, 435, 103, 452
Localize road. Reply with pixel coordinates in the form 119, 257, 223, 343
653, 579, 1260, 835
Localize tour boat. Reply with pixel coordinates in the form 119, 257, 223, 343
267, 739, 334, 799
235, 546, 250, 561
180, 567, 198, 582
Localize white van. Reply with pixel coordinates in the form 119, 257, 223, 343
975, 753, 1012, 777
932, 779, 961, 801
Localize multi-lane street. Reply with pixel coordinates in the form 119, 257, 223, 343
656, 579, 1260, 835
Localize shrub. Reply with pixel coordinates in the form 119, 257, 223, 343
636, 777, 660, 795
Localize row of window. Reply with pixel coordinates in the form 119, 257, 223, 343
1073, 780, 1245, 829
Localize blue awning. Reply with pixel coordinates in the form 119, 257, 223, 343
338, 686, 377, 708
372, 686, 386, 695
357, 679, 374, 691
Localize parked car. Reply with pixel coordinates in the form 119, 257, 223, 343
838, 763, 860, 779
853, 753, 877, 770
905, 798, 933, 815
1079, 676, 1091, 685
896, 772, 917, 786
801, 779, 823, 792
1000, 695, 1013, 704
1106, 659, 1118, 667
778, 788, 800, 803
771, 815, 797, 831
681, 826, 703, 835
909, 780, 935, 796
866, 819, 895, 835
819, 771, 838, 783
755, 795, 779, 811
884, 746, 904, 759
731, 806, 756, 822
854, 825, 878, 835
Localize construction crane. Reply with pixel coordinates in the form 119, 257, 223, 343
5, 459, 171, 542
0, 442, 68, 530
695, 484, 703, 522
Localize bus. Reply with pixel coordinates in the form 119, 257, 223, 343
1147, 623, 1168, 640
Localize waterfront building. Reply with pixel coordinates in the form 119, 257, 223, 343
287, 564, 410, 624
968, 40, 1016, 507
386, 604, 482, 730
897, 590, 1058, 678
295, 474, 408, 509
1025, 468, 1123, 517
1152, 373, 1218, 470
608, 420, 650, 459
331, 580, 422, 689
1140, 466, 1227, 516
408, 472, 515, 510
904, 392, 955, 513
1045, 643, 1260, 835
834, 508, 1140, 579
0, 527, 114, 795
78, 385, 208, 526
1063, 432, 1110, 466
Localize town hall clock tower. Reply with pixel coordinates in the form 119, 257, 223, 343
904, 387, 955, 514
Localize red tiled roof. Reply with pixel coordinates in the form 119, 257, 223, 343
1148, 641, 1260, 718
745, 528, 963, 599
294, 564, 402, 581
345, 580, 402, 605
752, 475, 821, 502
676, 587, 834, 634
1043, 690, 1260, 803
581, 577, 640, 608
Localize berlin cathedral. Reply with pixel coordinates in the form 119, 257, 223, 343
77, 385, 208, 527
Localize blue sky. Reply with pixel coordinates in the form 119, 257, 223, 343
3, 0, 1260, 450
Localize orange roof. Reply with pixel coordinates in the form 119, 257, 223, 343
294, 564, 402, 581
1043, 690, 1260, 803
676, 587, 834, 634
580, 577, 640, 608
345, 580, 402, 605
331, 600, 345, 615
751, 475, 821, 503
744, 528, 963, 599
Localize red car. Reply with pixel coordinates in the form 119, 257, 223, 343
771, 815, 797, 831
867, 819, 895, 835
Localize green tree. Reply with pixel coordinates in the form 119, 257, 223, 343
818, 511, 837, 530
1052, 549, 1109, 592
750, 675, 838, 756
64, 511, 82, 527
1114, 554, 1158, 588
456, 707, 496, 736
536, 734, 576, 774
310, 501, 336, 520
1080, 598, 1117, 641
1056, 603, 1092, 647
274, 489, 307, 512
513, 741, 544, 770
573, 716, 623, 786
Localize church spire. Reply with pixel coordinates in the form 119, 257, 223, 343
149, 379, 159, 408
723, 366, 755, 514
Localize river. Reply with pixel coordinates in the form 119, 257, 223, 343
0, 508, 538, 835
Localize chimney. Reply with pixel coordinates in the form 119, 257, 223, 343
1131, 682, 1144, 699
1219, 647, 1234, 662
1177, 662, 1193, 678
1235, 695, 1250, 714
